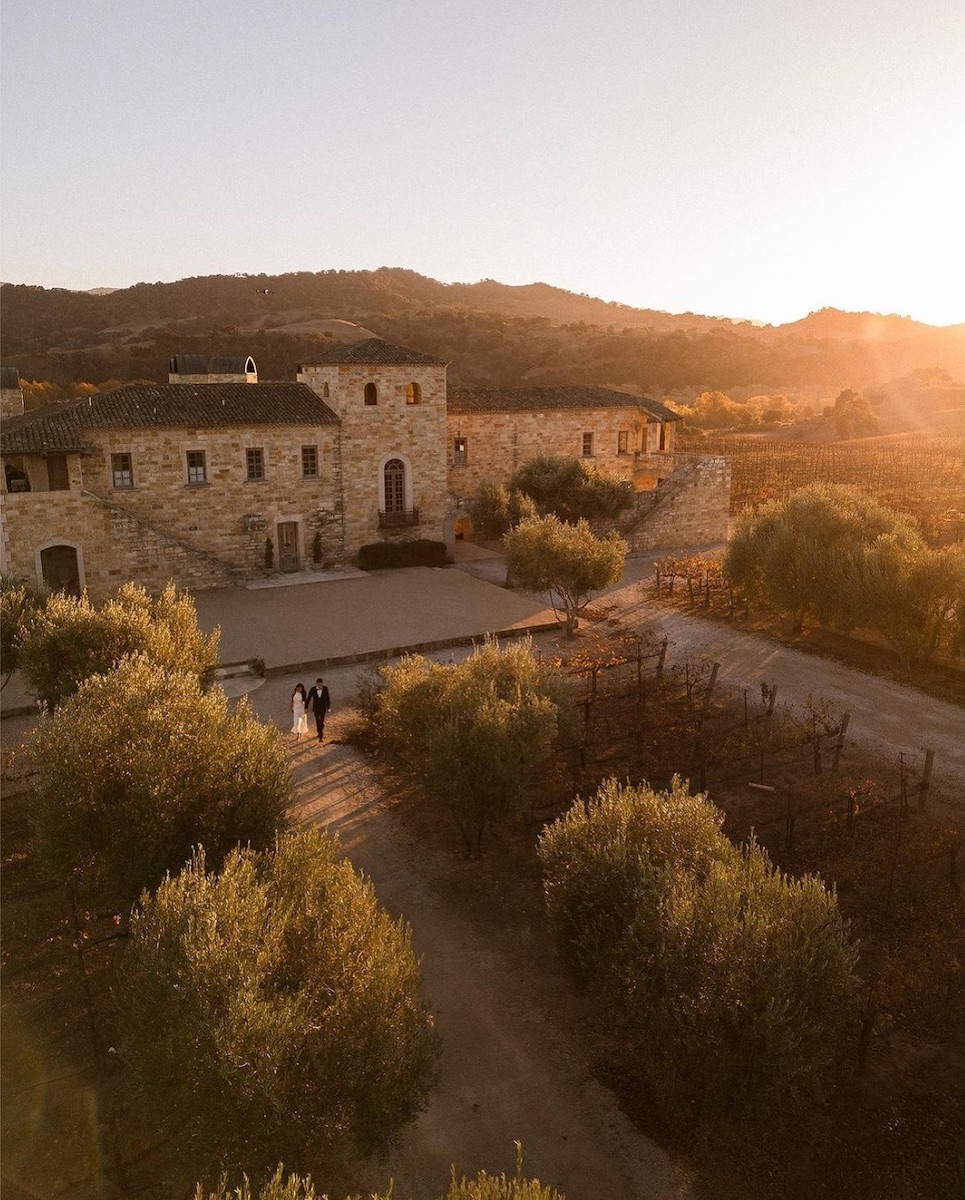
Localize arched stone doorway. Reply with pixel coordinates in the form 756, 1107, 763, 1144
40, 544, 82, 597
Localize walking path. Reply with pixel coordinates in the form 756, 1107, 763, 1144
289, 732, 691, 1200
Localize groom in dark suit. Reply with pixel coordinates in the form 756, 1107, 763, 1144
306, 677, 331, 742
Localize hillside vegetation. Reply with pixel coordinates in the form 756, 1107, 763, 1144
3, 269, 964, 401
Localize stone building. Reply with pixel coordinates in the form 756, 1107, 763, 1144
1, 338, 729, 599
446, 385, 679, 502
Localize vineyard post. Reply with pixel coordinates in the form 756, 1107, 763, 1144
656, 637, 668, 676
918, 748, 934, 811
899, 752, 908, 817
701, 662, 720, 717
654, 564, 661, 596
767, 685, 778, 717
784, 786, 797, 852
687, 573, 695, 604
704, 571, 711, 607
832, 712, 851, 771
812, 714, 823, 776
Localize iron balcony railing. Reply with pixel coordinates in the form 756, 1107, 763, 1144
378, 507, 420, 529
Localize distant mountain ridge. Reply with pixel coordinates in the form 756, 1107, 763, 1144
2, 269, 964, 393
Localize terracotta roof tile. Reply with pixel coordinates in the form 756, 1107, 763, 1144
448, 386, 679, 422
1, 382, 339, 456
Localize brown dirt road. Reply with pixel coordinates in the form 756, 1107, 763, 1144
288, 725, 692, 1200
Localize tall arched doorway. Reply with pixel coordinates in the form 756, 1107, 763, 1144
40, 544, 82, 597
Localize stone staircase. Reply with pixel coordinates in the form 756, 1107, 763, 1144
83, 490, 244, 588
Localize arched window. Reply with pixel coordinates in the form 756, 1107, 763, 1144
405, 381, 422, 405
364, 382, 378, 406
383, 458, 405, 514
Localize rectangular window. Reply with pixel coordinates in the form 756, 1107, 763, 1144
186, 450, 207, 485
246, 447, 265, 481
301, 445, 319, 478
453, 436, 468, 466
617, 430, 629, 455
582, 432, 594, 457
111, 452, 134, 489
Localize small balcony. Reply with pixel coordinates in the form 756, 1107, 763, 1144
378, 507, 420, 529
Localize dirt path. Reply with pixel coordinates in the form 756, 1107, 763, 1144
287, 725, 692, 1200
588, 570, 965, 798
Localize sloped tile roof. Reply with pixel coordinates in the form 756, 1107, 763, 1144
1, 382, 340, 456
448, 386, 679, 422
298, 337, 446, 366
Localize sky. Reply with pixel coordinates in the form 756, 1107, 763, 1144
2, 0, 964, 327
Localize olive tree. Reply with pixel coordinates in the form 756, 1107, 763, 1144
29, 655, 291, 913
16, 580, 220, 709
369, 638, 571, 855
0, 574, 47, 690
505, 515, 626, 634
120, 829, 438, 1190
724, 484, 923, 634
539, 778, 859, 1117
510, 456, 634, 524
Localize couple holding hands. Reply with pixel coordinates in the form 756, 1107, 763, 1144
291, 677, 331, 742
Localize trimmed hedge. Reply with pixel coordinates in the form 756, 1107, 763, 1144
358, 539, 447, 570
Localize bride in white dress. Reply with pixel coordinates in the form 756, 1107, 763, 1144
291, 683, 309, 740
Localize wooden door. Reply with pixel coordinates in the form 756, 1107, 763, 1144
278, 522, 300, 572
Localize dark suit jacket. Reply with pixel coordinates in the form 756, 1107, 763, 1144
306, 685, 330, 715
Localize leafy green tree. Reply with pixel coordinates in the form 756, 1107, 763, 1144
369, 638, 570, 855
849, 541, 965, 667
119, 830, 438, 1190
0, 574, 47, 690
29, 655, 291, 913
724, 484, 923, 634
830, 388, 877, 438
469, 481, 538, 540
16, 580, 219, 709
505, 515, 626, 634
510, 455, 634, 524
539, 778, 859, 1118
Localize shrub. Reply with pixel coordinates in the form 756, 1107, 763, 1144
16, 580, 219, 709
724, 484, 923, 634
120, 829, 438, 1189
357, 539, 447, 570
539, 778, 859, 1117
369, 638, 571, 855
29, 655, 291, 913
0, 574, 47, 690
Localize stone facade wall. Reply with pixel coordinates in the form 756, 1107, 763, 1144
167, 371, 257, 385
298, 362, 449, 556
620, 456, 731, 551
445, 407, 675, 498
1, 423, 343, 599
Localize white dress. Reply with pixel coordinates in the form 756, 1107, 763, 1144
291, 694, 308, 735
